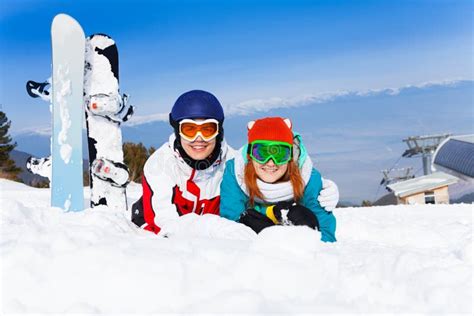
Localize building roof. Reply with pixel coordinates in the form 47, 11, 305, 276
387, 172, 458, 198
433, 134, 474, 179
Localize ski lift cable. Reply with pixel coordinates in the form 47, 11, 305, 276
387, 154, 403, 171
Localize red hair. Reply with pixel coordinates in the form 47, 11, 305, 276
244, 155, 305, 207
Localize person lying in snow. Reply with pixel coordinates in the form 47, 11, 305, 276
219, 117, 336, 242
131, 90, 339, 237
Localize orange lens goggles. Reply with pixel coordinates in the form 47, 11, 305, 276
179, 119, 219, 142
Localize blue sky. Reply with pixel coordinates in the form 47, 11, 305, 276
0, 0, 472, 131
0, 0, 472, 203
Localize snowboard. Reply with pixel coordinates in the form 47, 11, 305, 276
25, 81, 52, 180
50, 14, 85, 211
84, 34, 133, 211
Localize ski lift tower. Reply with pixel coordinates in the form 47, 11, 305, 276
402, 134, 451, 175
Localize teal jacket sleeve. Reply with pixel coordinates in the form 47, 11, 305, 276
219, 159, 249, 221
301, 168, 337, 242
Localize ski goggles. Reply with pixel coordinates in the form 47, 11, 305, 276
179, 119, 219, 142
248, 140, 293, 166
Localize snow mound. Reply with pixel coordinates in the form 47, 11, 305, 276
0, 179, 472, 314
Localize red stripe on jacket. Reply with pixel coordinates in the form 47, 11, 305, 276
142, 174, 161, 234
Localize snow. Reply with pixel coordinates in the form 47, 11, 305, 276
55, 65, 73, 164
1, 179, 472, 314
64, 194, 72, 211
83, 35, 127, 211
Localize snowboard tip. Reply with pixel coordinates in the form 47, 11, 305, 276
52, 13, 85, 37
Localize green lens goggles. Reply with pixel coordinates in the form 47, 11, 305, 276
248, 140, 293, 165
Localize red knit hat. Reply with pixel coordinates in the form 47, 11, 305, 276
247, 117, 293, 145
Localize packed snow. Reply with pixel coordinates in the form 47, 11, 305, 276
0, 179, 472, 314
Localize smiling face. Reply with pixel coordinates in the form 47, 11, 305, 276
180, 136, 216, 160
251, 158, 288, 183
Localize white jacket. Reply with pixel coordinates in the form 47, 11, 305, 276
132, 134, 235, 235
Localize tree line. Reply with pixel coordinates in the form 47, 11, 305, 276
2, 110, 377, 206
0, 111, 21, 180
0, 110, 156, 186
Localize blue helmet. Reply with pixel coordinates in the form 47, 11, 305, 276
170, 90, 224, 123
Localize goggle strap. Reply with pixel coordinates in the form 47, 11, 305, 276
179, 118, 219, 126
169, 113, 179, 128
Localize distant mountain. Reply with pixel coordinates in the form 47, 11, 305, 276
14, 122, 171, 159
14, 130, 90, 158
122, 121, 171, 149
452, 193, 474, 204
448, 180, 474, 200
14, 132, 50, 157
12, 80, 474, 203
374, 193, 398, 206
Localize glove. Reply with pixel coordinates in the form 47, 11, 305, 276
287, 204, 319, 230
318, 178, 339, 211
239, 208, 275, 233
267, 201, 319, 230
266, 201, 292, 225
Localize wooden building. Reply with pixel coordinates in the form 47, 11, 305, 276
387, 172, 458, 205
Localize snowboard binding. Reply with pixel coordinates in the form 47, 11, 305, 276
26, 156, 52, 180
26, 79, 51, 101
86, 93, 134, 124
91, 158, 130, 188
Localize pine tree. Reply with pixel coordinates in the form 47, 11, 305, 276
123, 142, 155, 183
0, 111, 21, 180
